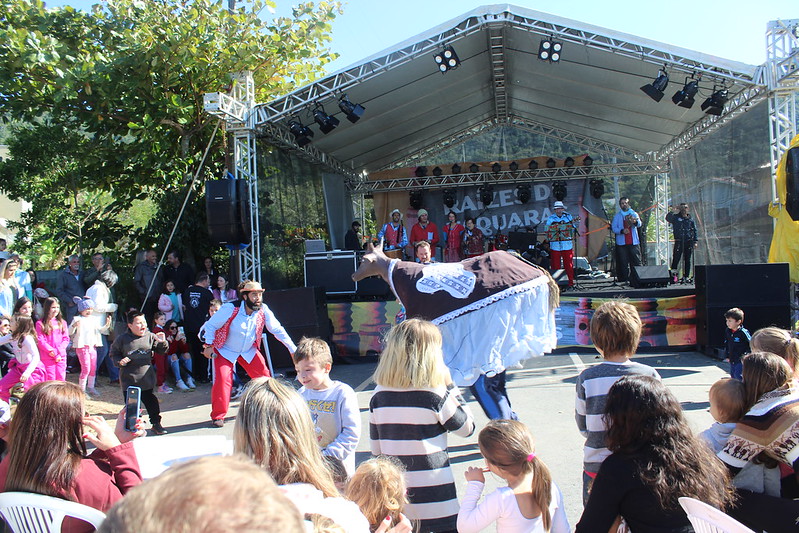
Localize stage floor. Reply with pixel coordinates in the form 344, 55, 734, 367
560, 277, 695, 299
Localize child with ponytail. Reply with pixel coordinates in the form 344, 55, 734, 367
458, 419, 569, 533
750, 326, 799, 378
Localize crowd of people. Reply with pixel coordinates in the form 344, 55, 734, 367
0, 241, 797, 532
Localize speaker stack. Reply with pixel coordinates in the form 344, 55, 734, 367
205, 179, 251, 245
695, 263, 791, 353
630, 265, 671, 288
262, 286, 331, 369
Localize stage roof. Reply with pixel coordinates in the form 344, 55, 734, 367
253, 4, 766, 177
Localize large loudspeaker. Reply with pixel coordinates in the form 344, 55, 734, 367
263, 286, 330, 369
786, 146, 799, 221
630, 265, 671, 288
695, 263, 791, 352
205, 180, 251, 245
305, 252, 357, 295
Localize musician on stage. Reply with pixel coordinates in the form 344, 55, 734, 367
611, 196, 642, 283
544, 201, 578, 288
463, 217, 485, 258
665, 203, 698, 282
376, 209, 408, 252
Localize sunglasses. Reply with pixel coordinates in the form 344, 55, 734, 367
168, 326, 178, 330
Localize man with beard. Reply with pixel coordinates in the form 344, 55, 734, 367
201, 280, 296, 427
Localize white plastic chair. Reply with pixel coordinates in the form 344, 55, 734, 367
678, 497, 755, 533
0, 491, 106, 532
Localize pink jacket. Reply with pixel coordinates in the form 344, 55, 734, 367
35, 318, 70, 363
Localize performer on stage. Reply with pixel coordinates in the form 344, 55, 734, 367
544, 201, 578, 288
409, 209, 439, 259
611, 197, 642, 283
376, 209, 408, 252
201, 280, 296, 427
463, 217, 485, 258
343, 220, 362, 251
665, 203, 698, 282
442, 211, 465, 262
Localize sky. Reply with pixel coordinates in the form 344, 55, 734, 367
43, 0, 795, 72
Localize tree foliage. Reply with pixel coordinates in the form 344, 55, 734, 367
0, 0, 341, 269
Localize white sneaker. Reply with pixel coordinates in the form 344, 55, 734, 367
186, 377, 196, 389
175, 380, 189, 391
230, 386, 243, 400
158, 384, 173, 394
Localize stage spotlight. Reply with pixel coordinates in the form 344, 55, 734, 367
640, 69, 669, 102
701, 87, 729, 116
564, 157, 575, 167
434, 46, 460, 73
433, 166, 443, 177
509, 161, 519, 171
338, 94, 365, 123
469, 163, 479, 173
538, 38, 562, 62
589, 179, 605, 199
552, 180, 567, 201
479, 184, 494, 206
415, 166, 428, 178
443, 188, 456, 208
546, 158, 556, 168
528, 159, 539, 170
672, 77, 700, 109
312, 105, 339, 134
409, 190, 424, 210
583, 155, 593, 166
451, 163, 462, 174
550, 41, 562, 62
516, 184, 531, 204
491, 162, 502, 173
288, 119, 313, 147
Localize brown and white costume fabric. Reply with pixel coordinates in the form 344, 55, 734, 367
387, 251, 557, 386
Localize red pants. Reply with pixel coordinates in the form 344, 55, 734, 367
210, 352, 271, 421
550, 248, 574, 286
153, 353, 167, 386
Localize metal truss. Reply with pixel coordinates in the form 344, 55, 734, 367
256, 122, 359, 179
349, 161, 670, 193
653, 173, 670, 267
656, 85, 769, 161
767, 19, 799, 194
487, 24, 509, 121
252, 8, 759, 128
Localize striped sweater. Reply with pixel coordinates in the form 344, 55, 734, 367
370, 384, 475, 532
719, 385, 799, 470
575, 361, 661, 473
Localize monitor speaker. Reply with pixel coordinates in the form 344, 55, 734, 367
630, 265, 670, 288
262, 286, 330, 369
206, 179, 251, 245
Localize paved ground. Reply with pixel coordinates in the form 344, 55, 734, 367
88, 349, 728, 528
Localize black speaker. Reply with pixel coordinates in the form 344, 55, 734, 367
630, 265, 671, 288
695, 263, 791, 352
786, 146, 799, 221
205, 180, 251, 245
263, 286, 330, 369
304, 252, 357, 295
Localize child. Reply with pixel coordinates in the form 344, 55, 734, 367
369, 318, 474, 533
699, 378, 781, 496
110, 311, 169, 435
294, 336, 361, 476
458, 419, 570, 533
0, 316, 46, 401
68, 296, 110, 397
151, 311, 172, 394
35, 296, 70, 381
724, 307, 750, 380
164, 318, 195, 391
575, 300, 660, 504
346, 456, 408, 532
750, 326, 799, 376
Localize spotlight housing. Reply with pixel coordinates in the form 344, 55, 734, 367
434, 46, 460, 73
550, 41, 562, 62
640, 69, 669, 102
409, 190, 424, 210
469, 163, 479, 173
288, 119, 313, 147
432, 166, 443, 177
479, 184, 494, 207
491, 162, 502, 173
564, 157, 575, 167
701, 87, 729, 116
583, 155, 593, 166
312, 105, 340, 134
338, 95, 365, 123
443, 189, 456, 209
546, 158, 557, 169
589, 179, 605, 199
552, 180, 567, 201
538, 39, 562, 62
414, 166, 428, 178
672, 77, 700, 109
528, 159, 539, 170
451, 163, 462, 174
516, 184, 531, 204
509, 161, 519, 172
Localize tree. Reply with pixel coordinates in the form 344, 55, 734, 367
0, 0, 341, 270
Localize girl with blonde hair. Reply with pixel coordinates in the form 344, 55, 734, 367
370, 318, 474, 532
346, 456, 408, 531
458, 419, 569, 532
750, 326, 799, 376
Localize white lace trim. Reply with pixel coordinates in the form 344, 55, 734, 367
431, 275, 550, 325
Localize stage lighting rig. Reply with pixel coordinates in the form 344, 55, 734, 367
312, 105, 339, 134
443, 189, 456, 208
479, 184, 494, 207
552, 181, 567, 201
433, 166, 443, 177
640, 69, 669, 102
509, 161, 519, 172
538, 38, 562, 62
546, 158, 557, 169
415, 166, 428, 178
434, 46, 460, 73
516, 184, 531, 204
672, 76, 700, 109
288, 119, 313, 147
528, 159, 539, 170
409, 190, 424, 210
469, 163, 479, 173
491, 162, 502, 173
701, 87, 729, 116
589, 179, 605, 199
338, 94, 365, 123
451, 163, 462, 174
